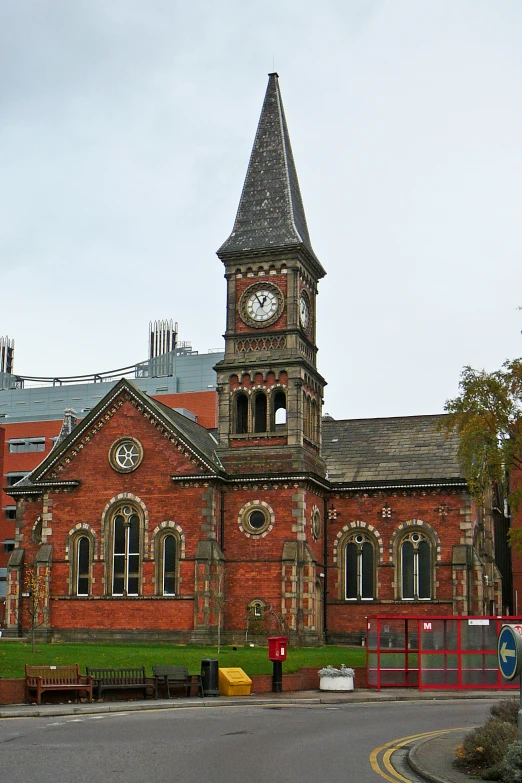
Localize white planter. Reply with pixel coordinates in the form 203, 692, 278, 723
319, 674, 354, 691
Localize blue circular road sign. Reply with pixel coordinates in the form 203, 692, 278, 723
498, 625, 522, 681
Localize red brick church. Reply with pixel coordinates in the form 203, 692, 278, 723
4, 75, 503, 644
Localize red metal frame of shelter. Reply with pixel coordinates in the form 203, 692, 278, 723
366, 615, 522, 691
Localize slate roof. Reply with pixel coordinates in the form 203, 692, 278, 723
144, 393, 223, 472
7, 379, 224, 495
5, 385, 464, 495
322, 414, 464, 487
218, 74, 324, 275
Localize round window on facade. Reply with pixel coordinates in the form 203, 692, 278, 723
248, 510, 267, 531
109, 437, 144, 473
239, 501, 275, 538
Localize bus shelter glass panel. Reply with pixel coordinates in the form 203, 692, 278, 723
368, 616, 522, 691
420, 619, 458, 651
367, 652, 378, 688
367, 624, 378, 650
421, 654, 459, 686
367, 618, 420, 689
461, 653, 499, 687
378, 653, 418, 686
460, 620, 498, 651
379, 619, 407, 650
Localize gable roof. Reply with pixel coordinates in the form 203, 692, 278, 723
8, 378, 224, 495
218, 73, 324, 276
6, 386, 465, 496
322, 414, 464, 488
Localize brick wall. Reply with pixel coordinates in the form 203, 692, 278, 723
326, 488, 468, 639
150, 390, 218, 430
0, 420, 62, 569
0, 666, 369, 704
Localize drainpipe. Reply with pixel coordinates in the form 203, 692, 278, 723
220, 489, 225, 552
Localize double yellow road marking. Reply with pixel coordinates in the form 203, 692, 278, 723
370, 727, 463, 782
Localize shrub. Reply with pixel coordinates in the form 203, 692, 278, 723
482, 761, 508, 781
503, 741, 522, 783
490, 699, 519, 725
454, 719, 517, 776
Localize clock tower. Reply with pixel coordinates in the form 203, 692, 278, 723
214, 73, 327, 478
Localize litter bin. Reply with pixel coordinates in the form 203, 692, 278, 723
201, 658, 219, 696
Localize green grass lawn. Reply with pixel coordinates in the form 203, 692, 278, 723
0, 641, 365, 679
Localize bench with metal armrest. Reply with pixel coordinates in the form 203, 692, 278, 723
152, 665, 203, 698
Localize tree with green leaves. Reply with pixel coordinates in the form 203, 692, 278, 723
443, 358, 522, 548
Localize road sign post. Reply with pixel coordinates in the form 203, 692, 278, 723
498, 624, 522, 740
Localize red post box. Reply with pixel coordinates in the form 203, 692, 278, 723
268, 636, 288, 661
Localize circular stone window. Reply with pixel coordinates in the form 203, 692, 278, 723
311, 507, 322, 540
238, 501, 275, 538
248, 510, 267, 531
109, 437, 144, 473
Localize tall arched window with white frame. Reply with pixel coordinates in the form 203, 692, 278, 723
72, 535, 91, 596
162, 534, 177, 595
345, 532, 374, 600
400, 531, 432, 600
112, 505, 141, 596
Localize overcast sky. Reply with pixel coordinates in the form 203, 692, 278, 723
1, 0, 521, 421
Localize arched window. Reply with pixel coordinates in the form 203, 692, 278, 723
253, 393, 267, 433
248, 598, 265, 618
112, 505, 141, 596
303, 393, 310, 439
273, 390, 287, 426
400, 531, 432, 600
235, 393, 248, 434
76, 536, 91, 596
345, 533, 374, 600
161, 534, 177, 596
311, 399, 317, 442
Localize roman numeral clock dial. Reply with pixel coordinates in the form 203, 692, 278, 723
239, 283, 284, 328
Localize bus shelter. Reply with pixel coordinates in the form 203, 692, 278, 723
366, 615, 522, 691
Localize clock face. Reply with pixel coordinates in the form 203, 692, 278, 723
311, 507, 321, 540
299, 292, 310, 330
240, 283, 284, 328
247, 288, 279, 321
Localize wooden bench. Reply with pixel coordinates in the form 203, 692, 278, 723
152, 665, 204, 699
25, 664, 93, 705
86, 667, 151, 700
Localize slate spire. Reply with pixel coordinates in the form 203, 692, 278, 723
218, 74, 323, 273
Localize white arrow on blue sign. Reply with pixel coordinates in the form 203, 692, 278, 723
498, 625, 522, 681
